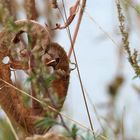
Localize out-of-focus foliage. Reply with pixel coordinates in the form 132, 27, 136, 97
0, 117, 15, 140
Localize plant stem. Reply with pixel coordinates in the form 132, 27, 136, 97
5, 113, 19, 140
44, 88, 70, 133
61, 0, 95, 138
68, 0, 86, 59
25, 0, 38, 112
0, 78, 108, 139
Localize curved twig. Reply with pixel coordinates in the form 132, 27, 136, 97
68, 0, 86, 58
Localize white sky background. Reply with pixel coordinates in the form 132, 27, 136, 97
5, 0, 140, 138
56, 0, 140, 138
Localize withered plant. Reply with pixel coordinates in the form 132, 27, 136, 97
1, 0, 140, 140
0, 0, 93, 140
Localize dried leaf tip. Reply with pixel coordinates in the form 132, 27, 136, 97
52, 0, 80, 30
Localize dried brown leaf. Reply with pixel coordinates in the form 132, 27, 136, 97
0, 20, 70, 135
53, 0, 80, 30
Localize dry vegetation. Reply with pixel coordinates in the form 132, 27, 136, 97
0, 0, 140, 140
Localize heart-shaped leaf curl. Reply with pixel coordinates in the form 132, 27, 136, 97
0, 20, 70, 135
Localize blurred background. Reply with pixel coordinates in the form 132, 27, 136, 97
1, 0, 140, 139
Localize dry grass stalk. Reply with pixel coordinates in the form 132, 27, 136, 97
116, 0, 140, 77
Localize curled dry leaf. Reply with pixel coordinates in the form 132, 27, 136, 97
52, 0, 80, 30
0, 20, 70, 135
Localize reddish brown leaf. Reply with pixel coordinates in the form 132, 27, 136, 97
0, 20, 70, 135
52, 0, 80, 30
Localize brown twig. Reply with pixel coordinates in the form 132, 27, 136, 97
60, 0, 95, 138
68, 0, 86, 59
